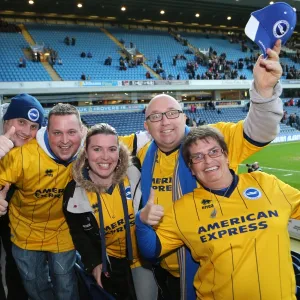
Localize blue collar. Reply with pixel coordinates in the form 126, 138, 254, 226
202, 169, 239, 198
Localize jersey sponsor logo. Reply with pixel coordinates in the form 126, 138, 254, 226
34, 188, 64, 198
28, 108, 39, 122
243, 188, 262, 200
201, 199, 213, 209
125, 186, 132, 199
104, 213, 135, 235
152, 177, 172, 192
273, 20, 289, 39
198, 210, 278, 243
45, 169, 53, 177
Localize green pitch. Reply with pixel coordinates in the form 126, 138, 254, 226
240, 141, 300, 190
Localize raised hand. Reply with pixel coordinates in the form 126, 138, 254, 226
0, 183, 10, 216
253, 39, 283, 98
0, 126, 15, 159
140, 188, 164, 225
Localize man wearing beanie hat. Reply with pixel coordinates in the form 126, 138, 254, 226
0, 94, 45, 158
0, 93, 44, 300
0, 103, 83, 300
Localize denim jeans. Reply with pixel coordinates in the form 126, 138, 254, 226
12, 244, 79, 300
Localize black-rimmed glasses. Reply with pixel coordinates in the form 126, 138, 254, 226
146, 110, 183, 122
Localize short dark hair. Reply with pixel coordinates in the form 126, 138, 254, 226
85, 123, 118, 150
182, 126, 228, 165
47, 103, 81, 128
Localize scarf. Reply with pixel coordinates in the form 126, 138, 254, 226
96, 182, 133, 273
141, 126, 199, 300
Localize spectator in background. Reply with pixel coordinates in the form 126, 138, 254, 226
58, 58, 63, 65
104, 56, 112, 66
173, 57, 177, 66
130, 42, 134, 48
281, 110, 288, 123
64, 36, 70, 45
80, 52, 86, 58
296, 114, 300, 129
71, 37, 76, 46
190, 104, 196, 113
146, 71, 152, 79
247, 161, 262, 172
18, 57, 23, 68
120, 38, 125, 45
157, 55, 161, 64
87, 52, 92, 58
81, 73, 86, 80
177, 74, 180, 80
22, 57, 26, 68
208, 100, 215, 110
32, 53, 38, 62
288, 113, 296, 127
168, 74, 174, 80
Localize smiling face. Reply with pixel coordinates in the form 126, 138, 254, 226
144, 95, 186, 152
188, 137, 232, 189
86, 134, 119, 186
47, 114, 83, 161
3, 118, 39, 147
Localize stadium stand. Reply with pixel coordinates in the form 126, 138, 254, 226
25, 24, 147, 81
179, 32, 255, 79
0, 32, 51, 82
108, 27, 197, 79
81, 106, 300, 136
0, 22, 298, 82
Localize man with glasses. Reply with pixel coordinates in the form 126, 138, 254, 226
136, 40, 284, 300
136, 125, 300, 300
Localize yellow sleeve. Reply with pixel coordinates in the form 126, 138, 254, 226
212, 121, 265, 172
0, 148, 23, 187
156, 203, 184, 257
275, 178, 300, 219
119, 133, 135, 154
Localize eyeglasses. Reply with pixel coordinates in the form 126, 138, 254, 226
189, 147, 224, 164
146, 110, 183, 123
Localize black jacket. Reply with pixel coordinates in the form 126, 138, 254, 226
63, 179, 103, 273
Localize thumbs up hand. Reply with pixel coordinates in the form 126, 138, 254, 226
0, 183, 10, 216
140, 188, 164, 225
0, 126, 15, 159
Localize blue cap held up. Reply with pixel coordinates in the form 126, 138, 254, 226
245, 2, 297, 57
